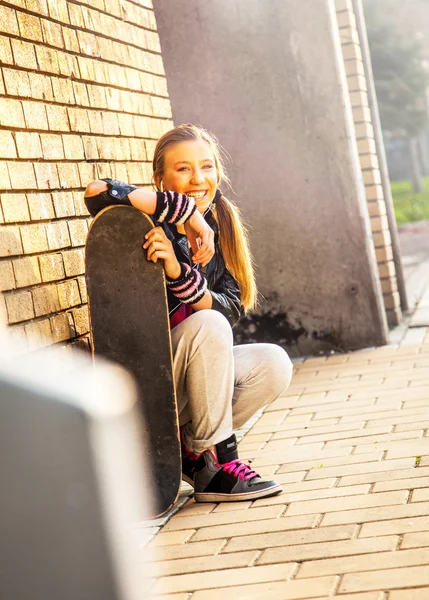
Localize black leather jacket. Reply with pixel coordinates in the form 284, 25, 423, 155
162, 207, 243, 328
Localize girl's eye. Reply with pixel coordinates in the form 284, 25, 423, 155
177, 167, 189, 172
203, 164, 214, 169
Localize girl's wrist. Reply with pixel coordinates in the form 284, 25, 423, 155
165, 260, 183, 281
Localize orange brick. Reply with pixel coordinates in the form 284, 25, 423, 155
38, 253, 65, 283
0, 260, 15, 291
25, 317, 52, 351
117, 113, 136, 137
49, 312, 70, 343
81, 136, 99, 160
77, 276, 87, 302
17, 12, 43, 42
63, 27, 80, 53
68, 108, 91, 133
1, 194, 29, 222
13, 256, 41, 287
40, 134, 65, 160
0, 225, 22, 257
27, 192, 54, 220
78, 163, 97, 187
373, 474, 429, 493
340, 564, 429, 594
46, 104, 70, 131
5, 291, 34, 323
412, 488, 429, 503
20, 223, 48, 254
0, 36, 13, 64
34, 163, 60, 189
190, 576, 338, 600
401, 530, 429, 549
259, 535, 397, 566
45, 221, 71, 250
299, 547, 429, 580
389, 590, 429, 600
57, 163, 81, 188
3, 67, 31, 96
57, 279, 81, 309
62, 135, 85, 160
69, 3, 88, 28
46, 0, 69, 23
101, 112, 120, 135
88, 110, 104, 134
52, 191, 75, 217
287, 490, 408, 517
146, 540, 225, 563
7, 162, 37, 189
70, 305, 89, 335
72, 81, 90, 106
52, 77, 75, 104
0, 98, 25, 128
324, 500, 429, 528
156, 550, 257, 578
26, 0, 49, 17
68, 219, 88, 246
35, 45, 60, 74
152, 563, 297, 596
15, 132, 43, 159
165, 505, 283, 533
22, 101, 49, 130
41, 19, 64, 48
32, 284, 60, 317
0, 5, 19, 35
62, 248, 85, 277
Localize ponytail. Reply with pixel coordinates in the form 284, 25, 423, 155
214, 195, 257, 313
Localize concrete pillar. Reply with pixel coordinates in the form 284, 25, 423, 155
154, 0, 389, 354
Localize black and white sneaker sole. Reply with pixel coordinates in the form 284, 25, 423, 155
194, 483, 282, 503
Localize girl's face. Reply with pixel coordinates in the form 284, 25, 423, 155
159, 139, 218, 214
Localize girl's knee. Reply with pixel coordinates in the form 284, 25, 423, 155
187, 310, 233, 343
263, 344, 293, 399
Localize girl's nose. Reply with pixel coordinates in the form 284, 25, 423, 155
191, 168, 204, 184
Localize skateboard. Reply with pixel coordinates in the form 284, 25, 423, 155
85, 205, 181, 518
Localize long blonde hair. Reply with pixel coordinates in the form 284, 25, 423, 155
152, 124, 257, 312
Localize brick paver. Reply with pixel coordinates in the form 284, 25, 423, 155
144, 329, 429, 598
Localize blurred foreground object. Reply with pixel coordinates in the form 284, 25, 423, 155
0, 326, 154, 600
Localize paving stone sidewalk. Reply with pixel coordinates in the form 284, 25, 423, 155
140, 328, 429, 599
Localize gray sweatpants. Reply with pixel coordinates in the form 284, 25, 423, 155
170, 310, 293, 454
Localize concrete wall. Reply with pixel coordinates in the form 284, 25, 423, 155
154, 0, 388, 354
0, 0, 173, 352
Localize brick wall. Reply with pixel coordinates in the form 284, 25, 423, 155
335, 0, 402, 327
0, 0, 173, 352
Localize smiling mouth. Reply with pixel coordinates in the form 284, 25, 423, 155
186, 191, 207, 199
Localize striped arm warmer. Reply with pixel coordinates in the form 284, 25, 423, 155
166, 263, 207, 304
155, 191, 197, 225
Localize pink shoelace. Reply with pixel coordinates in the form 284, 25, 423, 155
216, 459, 258, 481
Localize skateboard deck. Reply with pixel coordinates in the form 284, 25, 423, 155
85, 205, 181, 518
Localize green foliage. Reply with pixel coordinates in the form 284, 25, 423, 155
364, 1, 429, 139
391, 177, 429, 223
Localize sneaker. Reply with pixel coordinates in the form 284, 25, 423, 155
193, 434, 282, 503
181, 444, 199, 487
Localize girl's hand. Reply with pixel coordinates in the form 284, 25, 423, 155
184, 210, 215, 267
143, 226, 181, 280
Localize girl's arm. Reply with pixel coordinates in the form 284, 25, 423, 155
84, 179, 214, 266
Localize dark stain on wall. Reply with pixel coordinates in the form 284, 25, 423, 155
234, 309, 346, 357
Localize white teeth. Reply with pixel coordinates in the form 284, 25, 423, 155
187, 192, 206, 198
